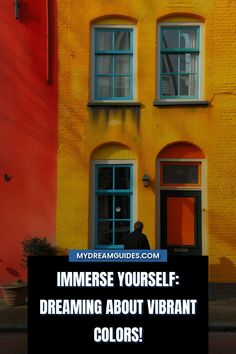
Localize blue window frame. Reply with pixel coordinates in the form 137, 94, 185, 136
95, 164, 133, 249
94, 28, 134, 100
160, 26, 200, 99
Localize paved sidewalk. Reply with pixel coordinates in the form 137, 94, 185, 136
209, 296, 236, 331
0, 299, 27, 332
209, 283, 236, 331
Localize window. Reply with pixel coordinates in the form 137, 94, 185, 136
93, 27, 134, 101
159, 25, 200, 100
160, 162, 201, 186
95, 164, 133, 248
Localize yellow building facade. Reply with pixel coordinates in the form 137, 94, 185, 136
57, 0, 236, 282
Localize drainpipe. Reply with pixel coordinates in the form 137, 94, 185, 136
14, 0, 20, 19
46, 0, 52, 84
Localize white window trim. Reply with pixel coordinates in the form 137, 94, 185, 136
156, 22, 205, 102
156, 158, 207, 255
90, 24, 137, 102
89, 159, 137, 249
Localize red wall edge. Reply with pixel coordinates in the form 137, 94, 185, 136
0, 0, 58, 287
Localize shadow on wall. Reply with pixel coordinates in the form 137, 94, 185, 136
89, 106, 141, 132
17, 0, 40, 24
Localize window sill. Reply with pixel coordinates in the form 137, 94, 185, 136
87, 101, 142, 108
153, 100, 209, 107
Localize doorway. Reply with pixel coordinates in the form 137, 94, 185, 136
160, 190, 202, 255
157, 142, 206, 256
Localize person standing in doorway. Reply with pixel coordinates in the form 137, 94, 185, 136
123, 221, 150, 249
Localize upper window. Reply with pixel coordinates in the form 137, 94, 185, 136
159, 25, 200, 100
93, 27, 134, 101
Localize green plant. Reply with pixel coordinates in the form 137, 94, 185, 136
21, 235, 57, 268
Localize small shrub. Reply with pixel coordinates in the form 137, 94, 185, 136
21, 235, 57, 268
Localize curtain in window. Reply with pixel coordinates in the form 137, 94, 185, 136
180, 29, 197, 96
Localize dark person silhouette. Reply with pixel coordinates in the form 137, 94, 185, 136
123, 221, 150, 249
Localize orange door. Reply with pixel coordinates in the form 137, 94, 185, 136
161, 190, 202, 255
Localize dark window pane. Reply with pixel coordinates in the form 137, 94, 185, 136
162, 54, 178, 73
97, 55, 113, 75
163, 164, 199, 184
114, 77, 130, 97
115, 32, 130, 50
180, 29, 197, 49
162, 29, 179, 49
97, 77, 113, 98
115, 55, 130, 74
162, 75, 178, 96
115, 221, 130, 245
180, 54, 197, 73
180, 74, 197, 96
115, 195, 130, 219
97, 195, 113, 219
97, 221, 113, 245
96, 31, 113, 51
97, 167, 113, 189
115, 167, 130, 189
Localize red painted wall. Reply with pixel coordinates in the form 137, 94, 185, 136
0, 1, 57, 286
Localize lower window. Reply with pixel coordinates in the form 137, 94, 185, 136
95, 164, 133, 248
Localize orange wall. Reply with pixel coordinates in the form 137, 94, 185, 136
0, 1, 58, 286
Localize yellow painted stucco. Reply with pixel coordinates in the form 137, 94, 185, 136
57, 0, 236, 282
